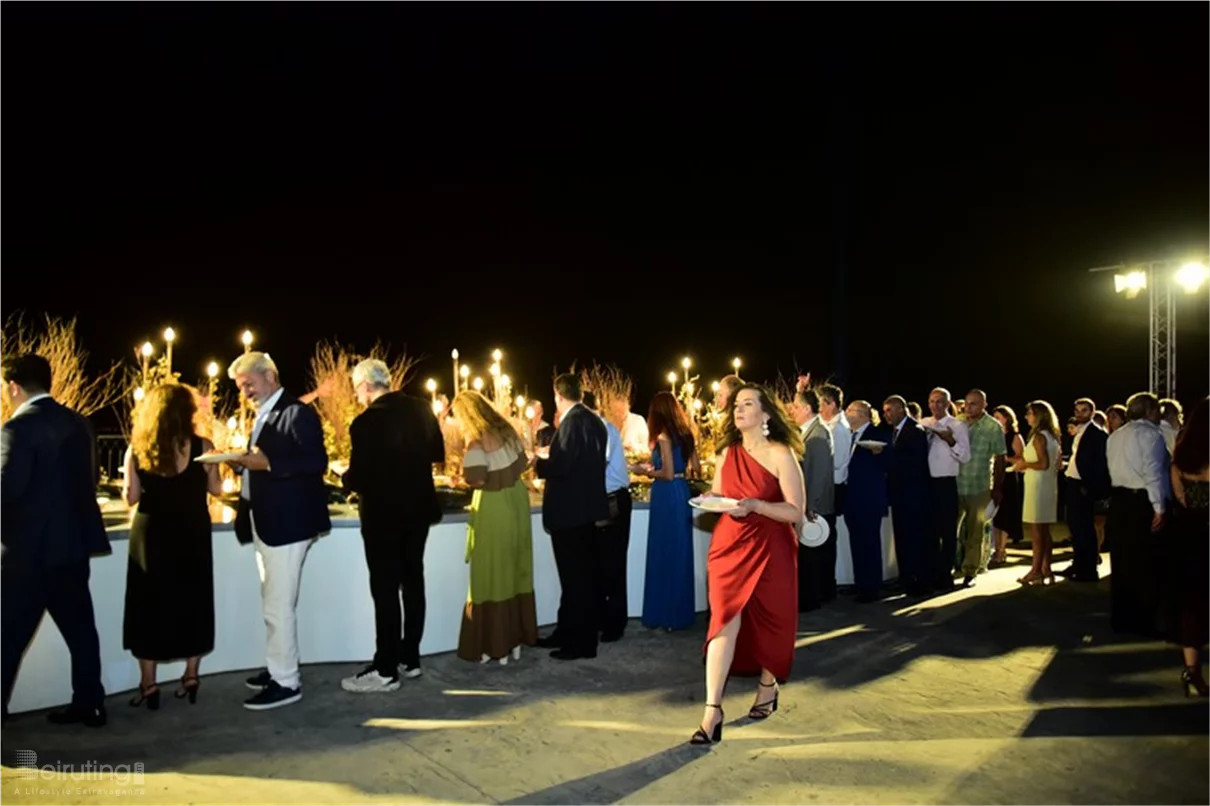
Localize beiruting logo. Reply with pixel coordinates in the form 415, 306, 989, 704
9, 750, 144, 785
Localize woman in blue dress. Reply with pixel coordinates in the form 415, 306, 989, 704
632, 391, 701, 630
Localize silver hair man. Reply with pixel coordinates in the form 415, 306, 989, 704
228, 351, 279, 381
351, 359, 391, 391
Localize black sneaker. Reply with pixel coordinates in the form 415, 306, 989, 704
243, 681, 302, 711
47, 705, 107, 728
245, 669, 272, 691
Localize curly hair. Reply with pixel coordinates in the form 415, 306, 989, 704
716, 383, 804, 460
1025, 400, 1061, 445
130, 384, 198, 476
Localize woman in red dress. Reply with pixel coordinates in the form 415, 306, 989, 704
692, 384, 805, 745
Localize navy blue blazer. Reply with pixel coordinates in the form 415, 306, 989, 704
1, 397, 110, 569
887, 417, 930, 512
535, 404, 609, 533
1073, 422, 1111, 499
235, 391, 331, 547
847, 423, 892, 518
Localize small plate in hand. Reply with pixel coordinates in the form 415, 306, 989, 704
688, 496, 741, 513
194, 451, 245, 464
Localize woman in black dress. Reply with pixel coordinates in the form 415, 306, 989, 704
1168, 396, 1209, 698
990, 405, 1025, 563
123, 384, 221, 709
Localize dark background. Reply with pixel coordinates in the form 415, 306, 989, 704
4, 3, 1207, 428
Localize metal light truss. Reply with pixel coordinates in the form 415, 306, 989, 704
1088, 260, 1176, 399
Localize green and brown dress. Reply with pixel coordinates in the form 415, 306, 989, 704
457, 439, 539, 661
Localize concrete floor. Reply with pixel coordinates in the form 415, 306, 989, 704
3, 547, 1207, 805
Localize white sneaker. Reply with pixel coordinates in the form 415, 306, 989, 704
399, 664, 423, 680
341, 665, 401, 693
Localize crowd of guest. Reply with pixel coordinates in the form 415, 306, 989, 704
1, 347, 1205, 738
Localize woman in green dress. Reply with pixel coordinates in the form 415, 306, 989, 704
451, 391, 538, 664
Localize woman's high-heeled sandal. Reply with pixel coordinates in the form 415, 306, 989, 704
749, 679, 779, 720
175, 676, 200, 704
690, 704, 724, 745
130, 683, 160, 711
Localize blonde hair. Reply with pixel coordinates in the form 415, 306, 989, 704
451, 391, 523, 451
1025, 400, 1061, 447
130, 384, 198, 476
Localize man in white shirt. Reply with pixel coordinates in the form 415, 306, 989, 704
1159, 398, 1182, 455
1060, 397, 1110, 582
817, 384, 852, 519
609, 396, 649, 455
920, 387, 971, 590
1106, 392, 1171, 637
584, 391, 632, 643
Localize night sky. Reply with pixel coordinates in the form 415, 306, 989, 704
4, 3, 1208, 428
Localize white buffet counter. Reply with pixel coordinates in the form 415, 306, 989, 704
8, 507, 897, 713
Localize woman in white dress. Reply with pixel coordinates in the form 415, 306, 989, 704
1013, 400, 1061, 585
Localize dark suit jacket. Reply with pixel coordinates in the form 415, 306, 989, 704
800, 417, 835, 516
1073, 422, 1111, 499
536, 404, 608, 532
847, 423, 891, 518
887, 416, 930, 514
1, 396, 109, 569
234, 390, 331, 547
343, 390, 445, 534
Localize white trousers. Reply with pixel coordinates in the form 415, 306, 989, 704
252, 516, 311, 691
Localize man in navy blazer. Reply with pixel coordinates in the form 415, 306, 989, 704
844, 400, 892, 603
535, 373, 609, 661
883, 395, 933, 595
1, 354, 109, 726
226, 352, 330, 711
1062, 397, 1111, 582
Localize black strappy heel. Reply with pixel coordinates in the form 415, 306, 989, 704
690, 704, 723, 745
129, 684, 160, 711
749, 679, 779, 720
175, 676, 200, 704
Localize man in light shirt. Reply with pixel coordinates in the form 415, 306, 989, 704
1159, 398, 1182, 455
1106, 392, 1170, 637
955, 389, 1006, 587
610, 395, 650, 455
817, 384, 852, 519
920, 387, 971, 590
584, 391, 632, 643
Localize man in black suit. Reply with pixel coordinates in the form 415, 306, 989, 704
340, 359, 445, 692
1, 354, 109, 726
227, 352, 331, 711
1061, 397, 1110, 582
535, 373, 609, 660
845, 400, 892, 603
883, 395, 932, 595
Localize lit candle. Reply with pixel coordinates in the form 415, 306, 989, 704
732, 356, 742, 372
460, 364, 470, 391
682, 356, 692, 371
206, 361, 219, 398
492, 348, 503, 363
140, 342, 153, 388
472, 376, 484, 392
711, 380, 721, 393
425, 378, 437, 404
451, 349, 460, 396
163, 327, 176, 378
667, 371, 677, 392
242, 330, 254, 354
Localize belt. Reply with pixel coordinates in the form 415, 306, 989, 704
607, 488, 630, 498
1111, 487, 1149, 497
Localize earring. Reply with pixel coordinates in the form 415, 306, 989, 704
761, 420, 770, 437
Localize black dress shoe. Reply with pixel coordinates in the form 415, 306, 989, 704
47, 705, 106, 728
550, 649, 597, 661
961, 575, 975, 588
535, 635, 563, 649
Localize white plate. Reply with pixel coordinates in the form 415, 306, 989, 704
194, 451, 245, 464
922, 423, 949, 433
799, 515, 831, 547
688, 496, 741, 513
856, 440, 887, 449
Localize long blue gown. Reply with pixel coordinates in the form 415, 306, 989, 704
641, 440, 696, 630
